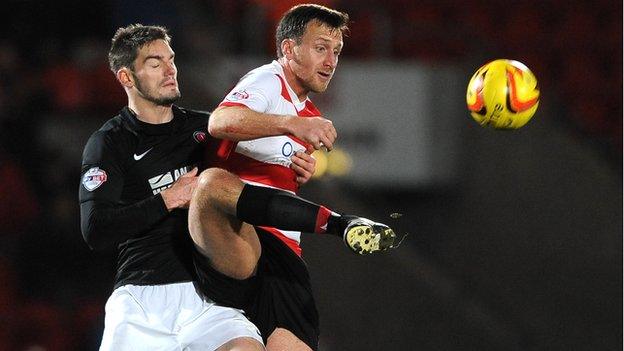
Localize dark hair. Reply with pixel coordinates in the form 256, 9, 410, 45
275, 4, 349, 58
108, 24, 171, 73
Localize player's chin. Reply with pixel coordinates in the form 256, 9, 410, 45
164, 86, 180, 96
311, 82, 330, 94
156, 92, 182, 106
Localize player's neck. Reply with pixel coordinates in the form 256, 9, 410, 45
128, 97, 174, 124
278, 58, 308, 102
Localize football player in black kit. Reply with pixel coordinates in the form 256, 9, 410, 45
80, 24, 269, 351
80, 23, 397, 351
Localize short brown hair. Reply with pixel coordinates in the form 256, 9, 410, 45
275, 4, 349, 58
108, 24, 171, 72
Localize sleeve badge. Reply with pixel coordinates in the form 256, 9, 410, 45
82, 167, 108, 191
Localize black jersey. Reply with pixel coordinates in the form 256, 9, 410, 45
79, 105, 212, 289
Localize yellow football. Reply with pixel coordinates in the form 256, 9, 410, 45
466, 59, 540, 129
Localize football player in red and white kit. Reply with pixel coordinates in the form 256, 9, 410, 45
188, 4, 397, 351
210, 26, 339, 255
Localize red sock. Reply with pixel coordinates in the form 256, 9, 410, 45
314, 206, 332, 234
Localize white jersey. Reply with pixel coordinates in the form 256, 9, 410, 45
216, 61, 322, 254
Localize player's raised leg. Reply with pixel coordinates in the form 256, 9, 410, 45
189, 168, 397, 264
235, 184, 397, 255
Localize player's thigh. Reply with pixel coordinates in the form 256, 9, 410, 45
266, 328, 312, 351
190, 215, 261, 279
184, 304, 265, 351
188, 171, 261, 278
99, 288, 175, 351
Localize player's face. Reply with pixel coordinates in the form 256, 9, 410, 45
290, 21, 343, 95
130, 39, 180, 106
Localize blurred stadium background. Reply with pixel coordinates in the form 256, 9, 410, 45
0, 0, 621, 350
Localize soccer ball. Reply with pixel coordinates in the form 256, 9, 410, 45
466, 59, 540, 129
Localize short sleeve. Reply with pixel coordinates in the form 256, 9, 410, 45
219, 71, 282, 113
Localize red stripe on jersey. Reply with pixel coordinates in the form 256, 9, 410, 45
258, 226, 302, 256
300, 100, 321, 117
275, 74, 292, 103
274, 75, 322, 116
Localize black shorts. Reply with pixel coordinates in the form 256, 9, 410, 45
193, 227, 320, 350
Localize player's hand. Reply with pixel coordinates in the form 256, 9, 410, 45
160, 167, 198, 210
291, 151, 316, 185
288, 116, 337, 151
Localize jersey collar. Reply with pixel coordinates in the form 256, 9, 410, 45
121, 105, 184, 136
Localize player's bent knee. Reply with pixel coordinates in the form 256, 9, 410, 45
197, 168, 238, 193
193, 168, 244, 210
216, 336, 265, 351
191, 168, 243, 216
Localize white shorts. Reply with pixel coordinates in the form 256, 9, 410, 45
100, 282, 264, 351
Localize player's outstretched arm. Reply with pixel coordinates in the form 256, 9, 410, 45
209, 105, 337, 151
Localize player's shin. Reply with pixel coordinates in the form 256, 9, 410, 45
235, 184, 342, 235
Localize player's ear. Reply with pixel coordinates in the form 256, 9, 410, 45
282, 39, 295, 59
117, 67, 134, 88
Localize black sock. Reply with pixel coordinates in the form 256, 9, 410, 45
326, 213, 345, 235
236, 184, 340, 235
